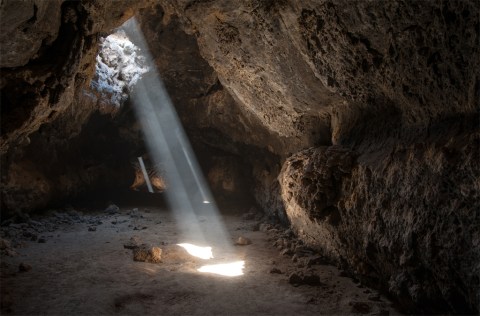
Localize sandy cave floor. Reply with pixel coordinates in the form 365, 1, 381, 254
0, 206, 400, 315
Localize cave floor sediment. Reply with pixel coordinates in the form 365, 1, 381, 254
0, 207, 399, 315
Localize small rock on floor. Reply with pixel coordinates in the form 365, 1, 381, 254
235, 236, 252, 246
19, 263, 32, 272
269, 267, 283, 274
133, 244, 162, 263
105, 204, 120, 214
88, 227, 96, 232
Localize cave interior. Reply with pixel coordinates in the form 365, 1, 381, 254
0, 0, 479, 315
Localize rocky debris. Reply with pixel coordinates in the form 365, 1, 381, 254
128, 209, 143, 219
88, 227, 96, 232
259, 223, 273, 233
37, 237, 46, 243
105, 204, 120, 215
133, 244, 162, 263
269, 267, 283, 274
0, 238, 11, 250
123, 236, 141, 249
0, 238, 17, 257
18, 263, 32, 272
235, 236, 252, 246
288, 271, 322, 287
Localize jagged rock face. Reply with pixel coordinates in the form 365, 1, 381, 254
0, 0, 152, 155
280, 133, 479, 313
0, 0, 153, 213
151, 0, 479, 313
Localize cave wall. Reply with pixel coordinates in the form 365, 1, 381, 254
140, 0, 479, 312
0, 0, 153, 214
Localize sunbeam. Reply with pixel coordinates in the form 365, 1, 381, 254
122, 18, 234, 253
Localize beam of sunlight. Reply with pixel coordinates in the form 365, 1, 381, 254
137, 156, 154, 193
122, 18, 233, 252
197, 261, 245, 277
177, 243, 214, 260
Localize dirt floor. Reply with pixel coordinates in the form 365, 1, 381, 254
0, 206, 400, 315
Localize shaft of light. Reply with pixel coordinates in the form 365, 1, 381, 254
175, 131, 209, 203
137, 156, 154, 193
122, 18, 232, 251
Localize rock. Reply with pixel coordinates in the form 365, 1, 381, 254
280, 248, 293, 256
18, 263, 32, 272
4, 249, 18, 257
105, 204, 120, 214
259, 223, 272, 232
133, 244, 162, 263
0, 238, 11, 250
123, 236, 141, 249
88, 227, 96, 232
38, 237, 46, 243
306, 256, 328, 267
288, 271, 322, 286
269, 267, 283, 274
235, 236, 252, 246
288, 273, 303, 286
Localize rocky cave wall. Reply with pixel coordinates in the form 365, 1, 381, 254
0, 0, 155, 214
1, 0, 479, 313
153, 1, 479, 312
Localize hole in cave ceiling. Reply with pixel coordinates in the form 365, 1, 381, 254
90, 28, 149, 109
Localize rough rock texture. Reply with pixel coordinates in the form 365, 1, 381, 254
0, 0, 153, 214
153, 1, 479, 312
132, 244, 162, 263
280, 134, 479, 313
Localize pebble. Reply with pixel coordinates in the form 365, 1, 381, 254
235, 236, 252, 246
18, 263, 32, 272
105, 204, 120, 214
0, 238, 11, 250
288, 271, 322, 286
269, 267, 283, 274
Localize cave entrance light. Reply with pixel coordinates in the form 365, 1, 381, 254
122, 18, 242, 277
